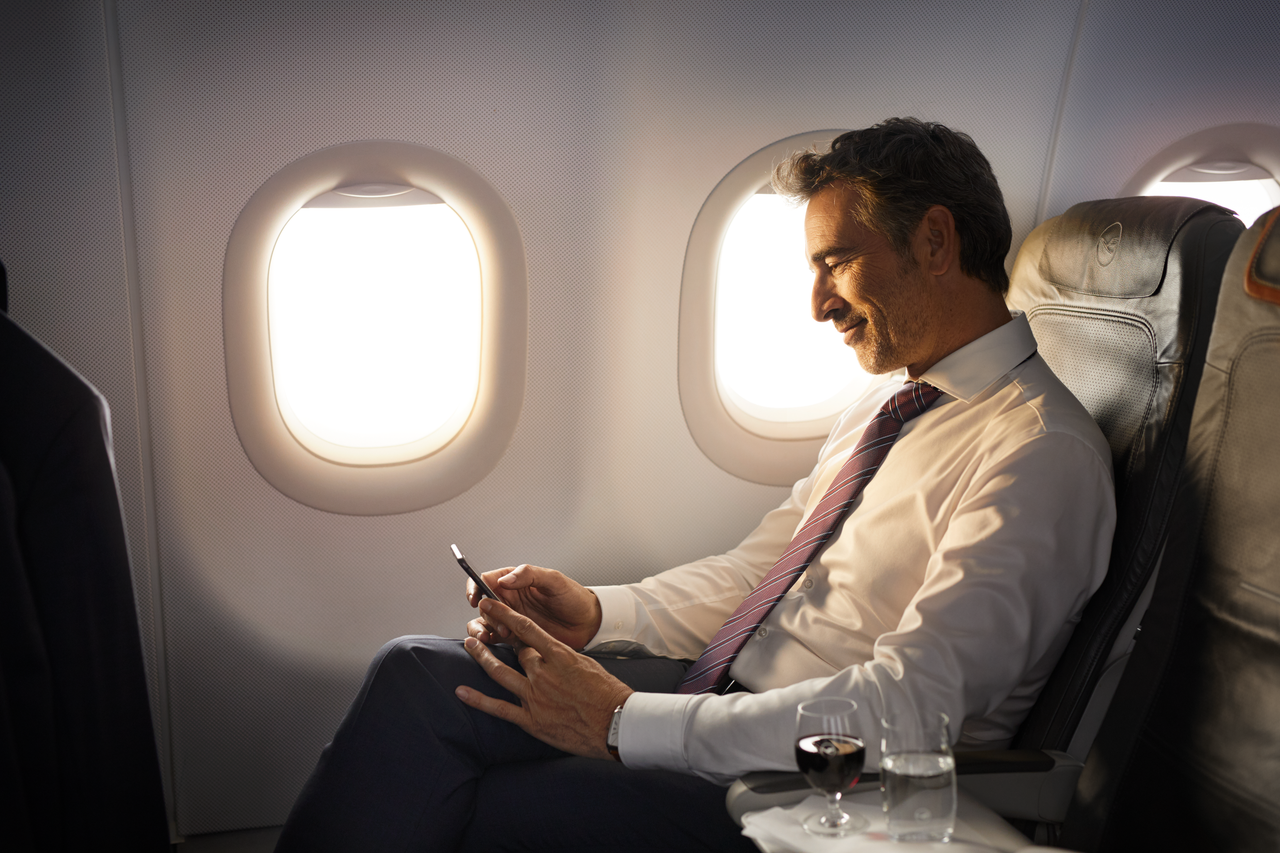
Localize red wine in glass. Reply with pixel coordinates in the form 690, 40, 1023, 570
795, 734, 866, 792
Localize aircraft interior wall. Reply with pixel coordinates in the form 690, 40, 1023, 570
2, 0, 1279, 837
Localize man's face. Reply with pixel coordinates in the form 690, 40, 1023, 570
804, 183, 934, 376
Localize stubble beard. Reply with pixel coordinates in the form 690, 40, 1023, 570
854, 317, 902, 376
841, 258, 928, 376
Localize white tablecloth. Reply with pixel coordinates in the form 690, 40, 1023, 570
741, 789, 1053, 853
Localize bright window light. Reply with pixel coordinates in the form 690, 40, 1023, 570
1144, 161, 1280, 227
268, 185, 481, 453
715, 190, 872, 422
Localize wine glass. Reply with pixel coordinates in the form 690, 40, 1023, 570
794, 697, 868, 836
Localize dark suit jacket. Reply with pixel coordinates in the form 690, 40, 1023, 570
0, 312, 168, 851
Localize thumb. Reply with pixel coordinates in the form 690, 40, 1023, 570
496, 564, 550, 591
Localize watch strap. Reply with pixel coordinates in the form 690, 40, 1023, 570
606, 704, 624, 762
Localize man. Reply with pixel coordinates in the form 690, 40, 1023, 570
276, 118, 1115, 852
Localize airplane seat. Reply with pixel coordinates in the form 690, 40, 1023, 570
726, 197, 1243, 833
1006, 196, 1243, 761
0, 295, 169, 850
1060, 205, 1280, 851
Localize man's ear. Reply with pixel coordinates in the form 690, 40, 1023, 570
916, 206, 957, 276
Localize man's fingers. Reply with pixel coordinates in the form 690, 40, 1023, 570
462, 636, 529, 697
480, 566, 519, 594
466, 618, 507, 643
497, 563, 561, 592
479, 599, 557, 654
455, 683, 524, 726
490, 564, 528, 589
466, 614, 509, 641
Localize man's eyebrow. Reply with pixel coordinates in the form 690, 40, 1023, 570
809, 243, 854, 266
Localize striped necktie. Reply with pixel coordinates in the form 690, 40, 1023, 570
676, 381, 943, 695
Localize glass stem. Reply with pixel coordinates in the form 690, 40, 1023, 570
826, 790, 845, 826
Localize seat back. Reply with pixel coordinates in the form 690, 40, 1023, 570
0, 310, 169, 850
1063, 207, 1280, 851
1006, 197, 1242, 756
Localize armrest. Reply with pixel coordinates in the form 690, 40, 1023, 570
954, 749, 1081, 823
726, 750, 1081, 827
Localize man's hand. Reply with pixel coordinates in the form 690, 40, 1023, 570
466, 564, 602, 650
456, 599, 633, 760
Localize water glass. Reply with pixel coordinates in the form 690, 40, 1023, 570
879, 709, 956, 842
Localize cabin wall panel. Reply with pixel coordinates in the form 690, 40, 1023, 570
96, 0, 1081, 833
0, 0, 168, 798
1043, 0, 1280, 218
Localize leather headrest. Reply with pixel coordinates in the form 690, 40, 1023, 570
1245, 207, 1280, 306
1038, 196, 1229, 299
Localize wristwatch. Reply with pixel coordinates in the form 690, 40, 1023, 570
606, 704, 624, 762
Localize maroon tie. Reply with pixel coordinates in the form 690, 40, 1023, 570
676, 381, 943, 695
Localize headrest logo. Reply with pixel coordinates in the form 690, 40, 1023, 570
1097, 222, 1123, 267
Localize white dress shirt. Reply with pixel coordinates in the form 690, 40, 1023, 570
586, 313, 1116, 784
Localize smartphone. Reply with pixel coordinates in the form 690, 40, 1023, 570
451, 544, 497, 600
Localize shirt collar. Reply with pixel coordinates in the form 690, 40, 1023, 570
916, 311, 1037, 404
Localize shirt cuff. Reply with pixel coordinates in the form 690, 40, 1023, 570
617, 691, 699, 771
584, 585, 638, 648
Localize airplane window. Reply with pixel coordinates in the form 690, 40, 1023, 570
679, 130, 851, 487
715, 187, 872, 423
1142, 161, 1280, 227
223, 141, 526, 515
268, 184, 481, 460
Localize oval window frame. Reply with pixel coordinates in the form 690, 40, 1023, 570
678, 130, 846, 486
1119, 123, 1280, 207
224, 140, 527, 515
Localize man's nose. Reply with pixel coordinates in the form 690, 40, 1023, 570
811, 272, 842, 322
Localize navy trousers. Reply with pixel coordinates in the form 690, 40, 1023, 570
275, 636, 759, 852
